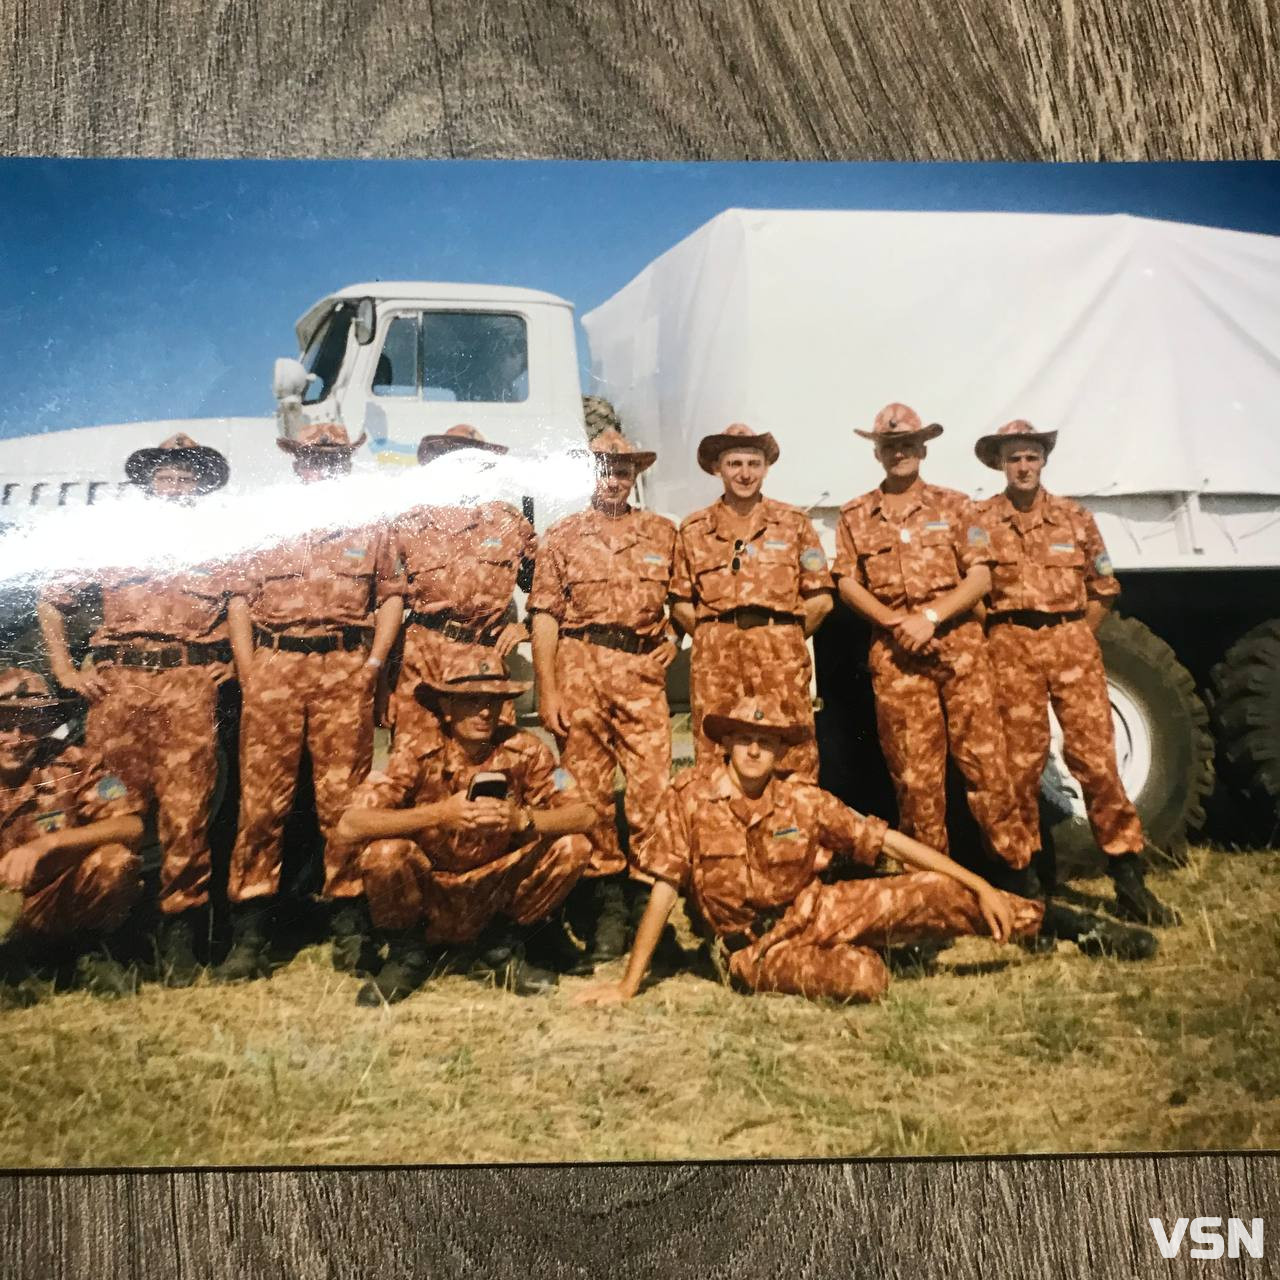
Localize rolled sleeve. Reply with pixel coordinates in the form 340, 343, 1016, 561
349, 746, 421, 811
796, 514, 833, 595
957, 502, 997, 574
815, 792, 888, 867
669, 529, 695, 602
520, 739, 581, 810
75, 759, 144, 823
636, 786, 693, 891
831, 513, 858, 582
1079, 511, 1121, 603
526, 533, 567, 620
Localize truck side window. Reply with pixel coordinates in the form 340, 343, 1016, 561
422, 312, 528, 404
372, 316, 419, 398
302, 304, 355, 404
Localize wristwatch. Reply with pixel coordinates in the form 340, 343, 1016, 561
923, 607, 941, 626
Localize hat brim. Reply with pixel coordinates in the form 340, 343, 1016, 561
414, 677, 531, 706
975, 430, 1058, 470
570, 447, 657, 474
697, 432, 780, 475
124, 446, 230, 493
276, 431, 368, 456
854, 423, 944, 444
417, 436, 509, 465
702, 712, 811, 747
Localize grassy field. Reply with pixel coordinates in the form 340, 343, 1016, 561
1, 847, 1278, 1168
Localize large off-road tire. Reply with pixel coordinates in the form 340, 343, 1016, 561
1207, 620, 1280, 846
1042, 614, 1214, 878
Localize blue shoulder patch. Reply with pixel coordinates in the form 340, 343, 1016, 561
799, 547, 827, 571
553, 767, 575, 792
967, 525, 990, 547
96, 775, 128, 801
1094, 553, 1114, 576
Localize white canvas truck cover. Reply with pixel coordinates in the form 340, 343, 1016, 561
583, 209, 1280, 569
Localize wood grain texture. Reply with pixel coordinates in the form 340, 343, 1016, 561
2, 0, 1277, 159
4, 1, 1280, 1275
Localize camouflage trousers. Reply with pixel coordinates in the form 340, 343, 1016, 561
691, 620, 818, 780
728, 870, 1044, 1002
556, 636, 672, 878
360, 832, 592, 944
87, 664, 221, 913
228, 646, 374, 903
987, 617, 1143, 856
869, 620, 1033, 867
15, 843, 143, 942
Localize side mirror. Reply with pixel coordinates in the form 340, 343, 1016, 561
272, 357, 312, 401
353, 297, 377, 346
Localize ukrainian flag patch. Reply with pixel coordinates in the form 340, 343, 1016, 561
772, 826, 800, 840
481, 537, 504, 549
642, 553, 666, 566
924, 520, 950, 532
1049, 542, 1075, 554
763, 539, 789, 551
343, 546, 367, 559
34, 809, 66, 833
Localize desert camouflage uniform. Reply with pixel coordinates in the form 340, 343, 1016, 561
833, 483, 1033, 867
0, 745, 143, 940
641, 763, 1043, 1001
228, 526, 397, 902
975, 489, 1142, 856
387, 501, 535, 746
41, 562, 237, 913
673, 498, 830, 780
349, 728, 591, 943
528, 505, 676, 877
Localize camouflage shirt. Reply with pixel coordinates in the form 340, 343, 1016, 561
528, 505, 676, 638
640, 763, 889, 937
832, 481, 995, 612
974, 489, 1120, 614
672, 496, 832, 620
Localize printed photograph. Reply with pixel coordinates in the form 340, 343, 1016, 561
0, 158, 1278, 1166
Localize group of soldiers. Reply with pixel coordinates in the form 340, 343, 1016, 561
0, 396, 1178, 1010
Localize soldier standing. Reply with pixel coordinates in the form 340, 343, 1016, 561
670, 423, 833, 781
216, 423, 404, 981
972, 421, 1178, 926
335, 653, 595, 1005
529, 426, 676, 969
832, 404, 1036, 888
387, 424, 534, 748
0, 668, 146, 999
38, 432, 238, 986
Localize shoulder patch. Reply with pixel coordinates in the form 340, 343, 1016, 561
1094, 552, 1114, 576
96, 775, 128, 802
343, 546, 368, 559
967, 525, 990, 547
552, 767, 575, 792
799, 547, 827, 571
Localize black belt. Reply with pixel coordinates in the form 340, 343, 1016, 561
988, 610, 1085, 630
91, 640, 231, 669
560, 624, 662, 656
253, 625, 370, 654
711, 607, 802, 630
406, 612, 499, 646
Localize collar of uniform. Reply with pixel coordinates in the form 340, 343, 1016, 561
439, 733, 499, 781
709, 495, 778, 543
583, 503, 640, 550
871, 480, 930, 522
710, 763, 775, 825
998, 487, 1062, 530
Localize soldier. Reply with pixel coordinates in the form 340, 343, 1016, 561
832, 404, 1035, 889
972, 420, 1178, 926
216, 423, 405, 982
38, 432, 238, 986
574, 696, 1056, 1009
529, 425, 676, 969
335, 653, 595, 1005
386, 424, 534, 748
671, 423, 833, 781
0, 668, 146, 999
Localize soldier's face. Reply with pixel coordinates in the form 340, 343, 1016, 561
592, 462, 638, 507
149, 466, 200, 499
716, 449, 768, 501
725, 729, 782, 787
1001, 442, 1046, 493
874, 436, 925, 479
0, 723, 42, 776
439, 693, 502, 744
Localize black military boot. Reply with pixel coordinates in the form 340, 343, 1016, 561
1108, 853, 1181, 927
355, 930, 430, 1006
74, 944, 140, 999
588, 876, 630, 966
1041, 900, 1159, 961
211, 900, 273, 983
330, 898, 380, 976
0, 936, 50, 1007
465, 925, 559, 996
155, 909, 203, 988
523, 911, 591, 976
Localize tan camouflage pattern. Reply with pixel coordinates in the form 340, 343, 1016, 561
832, 482, 994, 611
349, 726, 589, 941
0, 744, 144, 940
988, 617, 1144, 856
975, 490, 1120, 614
234, 525, 398, 631
228, 647, 374, 902
528, 506, 676, 640
730, 870, 1043, 1001
641, 763, 889, 935
85, 665, 222, 911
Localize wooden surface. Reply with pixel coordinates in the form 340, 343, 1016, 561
4, 1, 1280, 1275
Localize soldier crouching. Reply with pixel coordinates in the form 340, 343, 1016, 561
334, 654, 595, 1005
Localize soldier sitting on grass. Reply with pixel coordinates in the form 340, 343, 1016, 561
575, 697, 1157, 1009
335, 653, 595, 1005
0, 668, 146, 1003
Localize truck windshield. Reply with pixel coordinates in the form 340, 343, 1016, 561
301, 304, 355, 404
371, 311, 528, 403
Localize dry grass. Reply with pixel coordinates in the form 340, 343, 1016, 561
1, 848, 1278, 1168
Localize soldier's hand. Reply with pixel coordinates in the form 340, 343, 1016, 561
468, 797, 518, 833
894, 613, 936, 652
495, 622, 528, 659
436, 791, 478, 830
572, 981, 632, 1008
539, 687, 570, 739
56, 667, 107, 701
0, 838, 54, 893
975, 883, 1015, 944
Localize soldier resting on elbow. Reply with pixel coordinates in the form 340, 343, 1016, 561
334, 653, 595, 1006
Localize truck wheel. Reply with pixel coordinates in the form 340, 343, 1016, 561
1207, 620, 1280, 846
1041, 614, 1214, 878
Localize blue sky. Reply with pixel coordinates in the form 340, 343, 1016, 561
2, 159, 1279, 439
